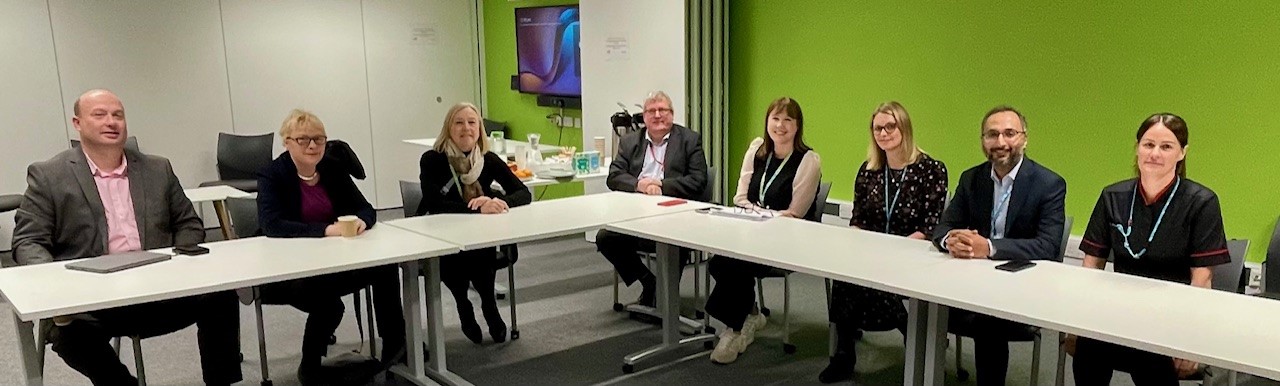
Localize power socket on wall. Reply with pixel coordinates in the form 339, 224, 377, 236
547, 114, 582, 128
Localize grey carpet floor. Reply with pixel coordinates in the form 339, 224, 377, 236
2, 210, 1276, 385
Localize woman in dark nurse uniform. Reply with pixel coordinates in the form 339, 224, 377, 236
1074, 113, 1230, 386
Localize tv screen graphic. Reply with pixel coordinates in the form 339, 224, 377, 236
515, 6, 581, 97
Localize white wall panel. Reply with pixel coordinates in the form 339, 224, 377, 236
221, 0, 378, 201
0, 1, 78, 249
48, 0, 232, 189
362, 0, 481, 207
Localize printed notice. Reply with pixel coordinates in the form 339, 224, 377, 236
411, 26, 437, 46
606, 36, 629, 62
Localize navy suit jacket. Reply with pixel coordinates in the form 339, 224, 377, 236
932, 157, 1067, 261
257, 152, 376, 238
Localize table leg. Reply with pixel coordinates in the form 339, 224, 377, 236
621, 242, 715, 373
923, 302, 949, 386
211, 200, 234, 241
904, 298, 928, 386
391, 258, 474, 386
13, 311, 42, 386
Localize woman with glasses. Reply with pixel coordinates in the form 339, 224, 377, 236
257, 109, 407, 384
706, 97, 822, 364
820, 101, 948, 383
1073, 113, 1229, 385
418, 102, 531, 344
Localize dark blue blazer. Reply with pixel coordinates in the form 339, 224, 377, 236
932, 157, 1067, 261
257, 152, 376, 238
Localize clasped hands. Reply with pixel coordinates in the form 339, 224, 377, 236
468, 196, 510, 214
636, 177, 663, 196
944, 229, 992, 259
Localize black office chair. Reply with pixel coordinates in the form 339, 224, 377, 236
226, 196, 379, 386
954, 216, 1073, 384
399, 180, 521, 340
70, 137, 141, 153
200, 133, 273, 193
755, 180, 832, 354
1263, 217, 1280, 298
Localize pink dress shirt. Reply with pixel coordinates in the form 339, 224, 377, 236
85, 153, 142, 254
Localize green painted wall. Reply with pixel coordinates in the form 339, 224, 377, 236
483, 0, 583, 199
728, 2, 1280, 262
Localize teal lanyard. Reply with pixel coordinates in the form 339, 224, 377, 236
447, 165, 466, 200
1112, 177, 1180, 259
756, 153, 792, 209
990, 183, 1013, 236
883, 167, 909, 232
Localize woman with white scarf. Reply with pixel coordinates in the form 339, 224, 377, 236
417, 102, 531, 344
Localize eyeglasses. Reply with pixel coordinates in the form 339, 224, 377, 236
872, 122, 899, 134
644, 108, 673, 116
982, 130, 1024, 141
288, 136, 327, 147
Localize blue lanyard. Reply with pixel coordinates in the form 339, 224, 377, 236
990, 183, 1013, 235
756, 153, 791, 208
1112, 177, 1181, 259
883, 167, 908, 232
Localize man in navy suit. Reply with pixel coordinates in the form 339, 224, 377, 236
932, 105, 1067, 386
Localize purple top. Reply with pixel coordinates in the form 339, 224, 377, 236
299, 180, 334, 224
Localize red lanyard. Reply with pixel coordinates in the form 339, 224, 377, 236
647, 142, 666, 170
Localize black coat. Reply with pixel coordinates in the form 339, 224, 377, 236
257, 152, 376, 238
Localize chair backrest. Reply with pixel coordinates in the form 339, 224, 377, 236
70, 136, 141, 152
225, 196, 260, 239
699, 166, 717, 203
1057, 216, 1074, 261
216, 132, 274, 181
400, 180, 424, 218
484, 119, 508, 137
806, 181, 833, 222
1213, 239, 1250, 294
1266, 217, 1280, 292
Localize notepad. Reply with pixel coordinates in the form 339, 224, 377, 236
66, 251, 172, 274
702, 207, 776, 222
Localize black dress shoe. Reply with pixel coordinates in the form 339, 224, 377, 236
818, 353, 856, 383
637, 284, 657, 308
460, 319, 483, 344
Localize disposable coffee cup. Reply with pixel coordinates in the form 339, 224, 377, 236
338, 215, 359, 237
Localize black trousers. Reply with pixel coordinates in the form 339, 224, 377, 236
1073, 337, 1178, 386
705, 257, 775, 331
438, 249, 500, 321
260, 264, 406, 365
596, 229, 657, 285
48, 291, 243, 386
948, 309, 1033, 386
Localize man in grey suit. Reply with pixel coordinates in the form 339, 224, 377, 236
596, 91, 709, 307
13, 89, 242, 386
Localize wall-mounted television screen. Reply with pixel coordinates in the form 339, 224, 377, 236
515, 5, 581, 97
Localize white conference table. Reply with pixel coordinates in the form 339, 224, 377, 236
402, 137, 561, 155
606, 210, 950, 381
183, 185, 251, 241
606, 210, 1280, 384
385, 192, 714, 382
0, 226, 459, 386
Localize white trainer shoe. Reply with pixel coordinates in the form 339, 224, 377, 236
710, 330, 741, 364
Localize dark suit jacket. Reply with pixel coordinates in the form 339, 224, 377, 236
257, 152, 376, 238
13, 148, 203, 265
416, 150, 532, 216
607, 124, 709, 200
932, 157, 1067, 261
